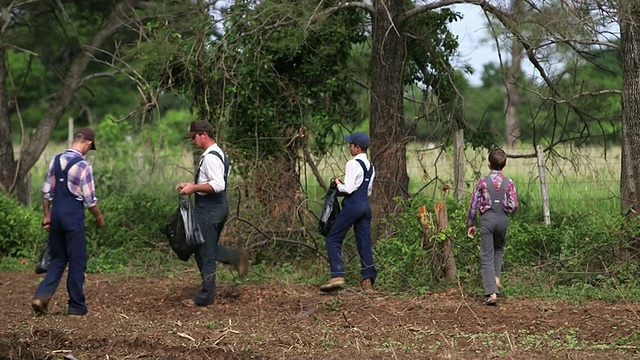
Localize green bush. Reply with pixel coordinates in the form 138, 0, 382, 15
86, 190, 176, 251
0, 193, 42, 258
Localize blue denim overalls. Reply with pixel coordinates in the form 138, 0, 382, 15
325, 159, 377, 283
35, 153, 88, 315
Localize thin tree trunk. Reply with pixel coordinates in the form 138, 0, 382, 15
504, 0, 524, 148
620, 1, 640, 215
0, 42, 16, 196
369, 0, 409, 218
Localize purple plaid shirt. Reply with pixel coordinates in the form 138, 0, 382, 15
41, 149, 98, 208
467, 170, 518, 227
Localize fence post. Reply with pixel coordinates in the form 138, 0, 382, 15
536, 145, 551, 225
453, 129, 465, 200
67, 117, 74, 147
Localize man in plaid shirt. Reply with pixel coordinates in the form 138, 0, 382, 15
32, 128, 105, 316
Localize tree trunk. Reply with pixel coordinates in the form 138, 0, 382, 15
620, 1, 640, 215
504, 0, 524, 148
0, 42, 16, 197
369, 0, 409, 218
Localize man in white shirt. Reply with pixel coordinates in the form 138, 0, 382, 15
320, 132, 377, 292
176, 120, 248, 306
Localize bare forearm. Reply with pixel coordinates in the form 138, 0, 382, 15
42, 199, 51, 218
88, 204, 103, 220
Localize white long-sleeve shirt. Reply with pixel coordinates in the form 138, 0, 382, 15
197, 144, 228, 194
337, 153, 374, 196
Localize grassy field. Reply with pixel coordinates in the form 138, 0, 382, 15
305, 142, 621, 213
29, 141, 622, 215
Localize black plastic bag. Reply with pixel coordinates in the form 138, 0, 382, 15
162, 196, 205, 261
35, 240, 51, 274
318, 183, 341, 236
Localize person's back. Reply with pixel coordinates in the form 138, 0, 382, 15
32, 128, 105, 316
466, 148, 518, 305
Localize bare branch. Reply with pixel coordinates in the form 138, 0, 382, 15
524, 88, 622, 104
321, 0, 375, 16
398, 0, 508, 25
76, 71, 119, 89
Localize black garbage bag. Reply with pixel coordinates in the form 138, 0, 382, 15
318, 182, 341, 236
162, 196, 205, 261
35, 240, 51, 274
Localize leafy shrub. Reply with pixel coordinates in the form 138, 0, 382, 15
0, 193, 41, 258
86, 190, 176, 251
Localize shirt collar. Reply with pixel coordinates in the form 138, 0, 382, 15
201, 144, 220, 157
66, 149, 84, 158
354, 153, 368, 160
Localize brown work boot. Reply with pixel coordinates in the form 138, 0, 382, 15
361, 278, 373, 292
236, 249, 249, 279
31, 298, 48, 315
319, 277, 345, 292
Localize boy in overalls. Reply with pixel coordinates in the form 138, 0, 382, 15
320, 132, 377, 292
467, 148, 519, 305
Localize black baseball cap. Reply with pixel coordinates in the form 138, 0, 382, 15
75, 128, 96, 150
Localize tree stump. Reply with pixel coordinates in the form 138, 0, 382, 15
417, 202, 458, 282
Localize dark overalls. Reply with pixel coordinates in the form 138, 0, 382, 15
192, 150, 239, 306
34, 154, 88, 315
480, 176, 509, 296
325, 159, 377, 283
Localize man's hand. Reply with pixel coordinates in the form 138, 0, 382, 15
42, 216, 51, 232
96, 215, 105, 228
467, 226, 477, 238
334, 177, 343, 185
179, 183, 195, 195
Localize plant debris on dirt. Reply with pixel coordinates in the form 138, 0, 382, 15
1, 271, 639, 359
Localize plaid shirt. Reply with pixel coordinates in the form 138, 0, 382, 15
41, 149, 98, 208
466, 170, 518, 227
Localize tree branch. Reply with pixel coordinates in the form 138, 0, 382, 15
321, 0, 375, 16
398, 0, 508, 26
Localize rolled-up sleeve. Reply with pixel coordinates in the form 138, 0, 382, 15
505, 179, 519, 214
80, 164, 98, 208
41, 159, 56, 201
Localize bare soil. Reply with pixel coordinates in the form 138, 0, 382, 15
1, 271, 639, 359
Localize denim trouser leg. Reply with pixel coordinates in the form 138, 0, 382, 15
65, 225, 88, 314
352, 206, 376, 283
325, 206, 362, 278
193, 219, 221, 306
35, 228, 68, 301
480, 212, 508, 296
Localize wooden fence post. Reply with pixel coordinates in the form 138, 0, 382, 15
453, 129, 465, 201
536, 145, 551, 225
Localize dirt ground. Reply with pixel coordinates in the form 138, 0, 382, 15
1, 271, 639, 360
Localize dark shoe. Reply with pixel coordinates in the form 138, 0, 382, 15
319, 277, 345, 292
67, 310, 88, 316
31, 298, 48, 315
361, 278, 373, 292
484, 293, 498, 306
236, 249, 249, 279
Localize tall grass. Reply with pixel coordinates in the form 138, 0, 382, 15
305, 142, 621, 215
28, 140, 622, 225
